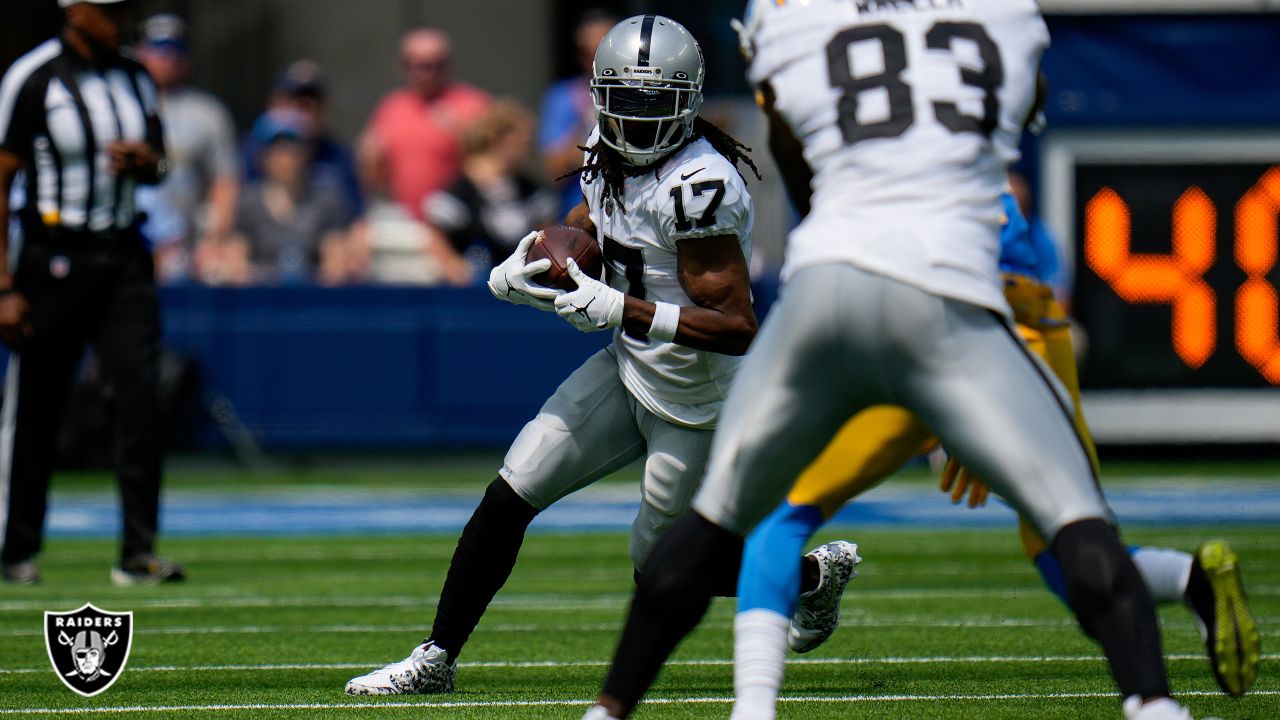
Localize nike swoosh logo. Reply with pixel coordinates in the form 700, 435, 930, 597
681, 168, 706, 181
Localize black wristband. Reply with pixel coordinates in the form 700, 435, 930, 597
0, 287, 18, 298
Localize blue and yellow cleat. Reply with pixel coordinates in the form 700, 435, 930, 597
1187, 540, 1260, 697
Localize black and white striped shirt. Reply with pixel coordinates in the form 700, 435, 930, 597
0, 38, 165, 234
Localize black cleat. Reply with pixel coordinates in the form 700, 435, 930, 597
111, 554, 186, 586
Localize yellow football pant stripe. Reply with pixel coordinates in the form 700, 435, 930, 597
1014, 300, 1098, 559
786, 405, 933, 518
786, 288, 1098, 561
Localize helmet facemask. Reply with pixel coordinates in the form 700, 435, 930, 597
592, 72, 702, 167
589, 15, 706, 167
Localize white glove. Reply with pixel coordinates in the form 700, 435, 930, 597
487, 231, 562, 312
554, 258, 625, 333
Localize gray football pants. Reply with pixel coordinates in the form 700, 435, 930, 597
502, 348, 714, 569
693, 263, 1109, 542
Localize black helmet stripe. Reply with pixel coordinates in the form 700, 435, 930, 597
637, 14, 656, 67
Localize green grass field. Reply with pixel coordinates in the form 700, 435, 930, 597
0, 462, 1275, 719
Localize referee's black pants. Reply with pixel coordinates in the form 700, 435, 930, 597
1, 227, 163, 565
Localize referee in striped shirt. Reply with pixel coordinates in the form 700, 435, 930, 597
0, 0, 183, 585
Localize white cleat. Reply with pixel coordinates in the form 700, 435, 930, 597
789, 541, 861, 653
1122, 696, 1218, 720
344, 642, 456, 695
582, 706, 622, 720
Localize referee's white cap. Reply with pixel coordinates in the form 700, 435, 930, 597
59, 0, 131, 7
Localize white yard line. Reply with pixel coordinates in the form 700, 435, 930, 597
0, 595, 624, 612
1, 584, 1273, 613
4, 583, 1269, 612
1, 653, 1275, 675
9, 612, 1275, 637
2, 690, 1277, 714
0, 587, 1105, 612
0, 617, 1092, 637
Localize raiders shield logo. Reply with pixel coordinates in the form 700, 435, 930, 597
44, 604, 133, 697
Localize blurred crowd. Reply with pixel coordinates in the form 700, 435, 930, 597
136, 11, 617, 287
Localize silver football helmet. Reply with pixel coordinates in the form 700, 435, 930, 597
591, 15, 704, 167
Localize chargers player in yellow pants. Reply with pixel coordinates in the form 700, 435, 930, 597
733, 190, 1260, 717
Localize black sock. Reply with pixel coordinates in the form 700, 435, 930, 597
800, 554, 820, 594
1053, 519, 1170, 699
601, 512, 743, 711
1183, 555, 1214, 623
634, 543, 812, 601
638, 545, 744, 598
426, 477, 540, 661
669, 550, 809, 597
711, 543, 744, 597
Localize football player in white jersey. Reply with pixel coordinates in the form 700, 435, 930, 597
582, 3, 1197, 720
345, 14, 853, 698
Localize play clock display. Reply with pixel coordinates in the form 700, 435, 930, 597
1076, 162, 1280, 387
1043, 135, 1280, 390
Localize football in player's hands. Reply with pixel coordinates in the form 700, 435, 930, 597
526, 226, 604, 291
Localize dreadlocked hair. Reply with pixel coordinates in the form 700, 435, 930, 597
692, 117, 762, 183
556, 116, 762, 215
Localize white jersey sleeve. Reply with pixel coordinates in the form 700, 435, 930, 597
579, 132, 755, 429
742, 0, 1048, 315
656, 156, 753, 249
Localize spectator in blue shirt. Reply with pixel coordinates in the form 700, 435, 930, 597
225, 113, 353, 285
243, 61, 364, 223
538, 10, 616, 218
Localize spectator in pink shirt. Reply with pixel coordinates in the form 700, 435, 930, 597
360, 28, 491, 221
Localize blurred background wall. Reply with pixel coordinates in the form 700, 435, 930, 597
4, 1, 1280, 455
179, 0, 555, 143
2, 0, 751, 141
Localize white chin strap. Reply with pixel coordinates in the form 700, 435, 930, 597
619, 138, 676, 166
603, 118, 688, 167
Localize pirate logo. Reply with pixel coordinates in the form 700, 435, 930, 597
44, 603, 133, 696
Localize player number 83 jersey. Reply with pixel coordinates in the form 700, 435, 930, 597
580, 128, 755, 430
740, 0, 1048, 315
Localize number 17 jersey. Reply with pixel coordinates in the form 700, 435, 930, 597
580, 129, 755, 430
743, 0, 1048, 314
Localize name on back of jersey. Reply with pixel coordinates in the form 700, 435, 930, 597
854, 0, 967, 16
